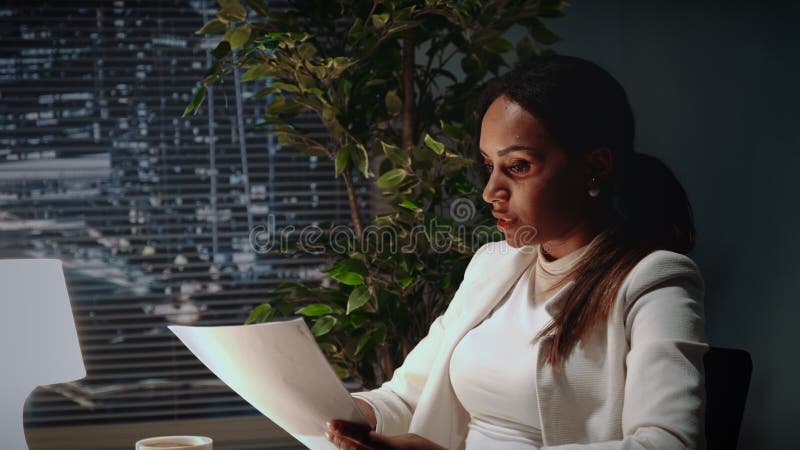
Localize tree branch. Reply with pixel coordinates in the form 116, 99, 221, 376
402, 35, 416, 150
341, 169, 363, 239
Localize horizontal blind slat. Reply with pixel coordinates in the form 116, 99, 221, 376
2, 0, 368, 428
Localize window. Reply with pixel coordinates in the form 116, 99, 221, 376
0, 0, 369, 441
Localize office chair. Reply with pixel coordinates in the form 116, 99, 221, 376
704, 346, 752, 450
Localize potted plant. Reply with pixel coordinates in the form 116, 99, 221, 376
184, 0, 568, 389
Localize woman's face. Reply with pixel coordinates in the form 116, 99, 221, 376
480, 95, 591, 249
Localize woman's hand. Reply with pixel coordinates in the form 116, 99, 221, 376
325, 419, 447, 450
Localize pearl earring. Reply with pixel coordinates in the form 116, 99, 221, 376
588, 176, 600, 198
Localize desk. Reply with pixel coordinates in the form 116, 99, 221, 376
26, 416, 307, 450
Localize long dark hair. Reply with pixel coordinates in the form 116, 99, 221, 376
473, 54, 696, 372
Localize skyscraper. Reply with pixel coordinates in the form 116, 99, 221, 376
0, 0, 370, 428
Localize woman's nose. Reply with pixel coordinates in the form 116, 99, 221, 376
482, 175, 509, 205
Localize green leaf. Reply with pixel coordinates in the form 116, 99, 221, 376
376, 168, 407, 189
271, 81, 299, 93
423, 133, 445, 155
202, 60, 223, 85
329, 57, 355, 79
348, 312, 368, 329
318, 342, 338, 354
538, 0, 568, 18
346, 286, 371, 314
327, 258, 368, 286
297, 73, 317, 90
346, 17, 364, 47
381, 141, 410, 167
222, 27, 235, 43
335, 145, 352, 177
355, 333, 371, 355
218, 0, 247, 22
398, 276, 414, 289
365, 78, 390, 87
242, 63, 275, 81
245, 0, 270, 16
298, 42, 317, 59
516, 36, 535, 63
321, 107, 345, 141
398, 200, 422, 213
331, 362, 349, 378
211, 40, 231, 59
182, 85, 206, 117
302, 145, 330, 157
228, 24, 251, 49
439, 120, 464, 140
197, 18, 227, 35
335, 78, 352, 107
371, 13, 389, 28
266, 96, 309, 115
385, 89, 402, 116
373, 213, 394, 227
529, 18, 560, 45
412, 144, 433, 164
295, 303, 334, 317
291, 31, 312, 42
335, 272, 365, 286
461, 53, 480, 77
311, 315, 337, 336
245, 303, 274, 324
254, 86, 279, 98
350, 144, 370, 178
442, 274, 452, 288
426, 6, 464, 26
487, 37, 513, 53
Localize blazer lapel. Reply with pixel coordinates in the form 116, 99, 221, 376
457, 242, 540, 332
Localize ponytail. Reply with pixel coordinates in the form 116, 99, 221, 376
613, 152, 696, 254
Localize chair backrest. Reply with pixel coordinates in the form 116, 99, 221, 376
704, 346, 752, 450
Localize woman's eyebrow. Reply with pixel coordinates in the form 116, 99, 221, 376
479, 145, 541, 157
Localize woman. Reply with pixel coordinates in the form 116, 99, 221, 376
325, 54, 708, 450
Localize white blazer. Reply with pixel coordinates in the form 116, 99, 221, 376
351, 239, 709, 449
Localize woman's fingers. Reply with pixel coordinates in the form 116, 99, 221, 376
362, 431, 390, 448
345, 434, 372, 450
329, 418, 371, 436
326, 430, 372, 450
327, 419, 374, 449
325, 422, 446, 450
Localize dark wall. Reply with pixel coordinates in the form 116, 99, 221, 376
510, 1, 798, 448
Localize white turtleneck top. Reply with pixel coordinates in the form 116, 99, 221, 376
449, 233, 603, 449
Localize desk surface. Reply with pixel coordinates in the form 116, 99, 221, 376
26, 415, 306, 450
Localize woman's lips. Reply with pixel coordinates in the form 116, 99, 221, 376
492, 212, 515, 229
496, 218, 515, 229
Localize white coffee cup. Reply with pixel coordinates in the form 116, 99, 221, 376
135, 435, 212, 450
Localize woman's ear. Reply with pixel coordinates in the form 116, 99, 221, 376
583, 146, 613, 181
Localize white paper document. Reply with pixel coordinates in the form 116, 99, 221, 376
169, 317, 369, 450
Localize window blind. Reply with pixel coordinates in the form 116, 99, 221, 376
0, 0, 370, 427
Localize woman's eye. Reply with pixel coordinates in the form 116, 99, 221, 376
509, 161, 531, 174
482, 160, 531, 176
